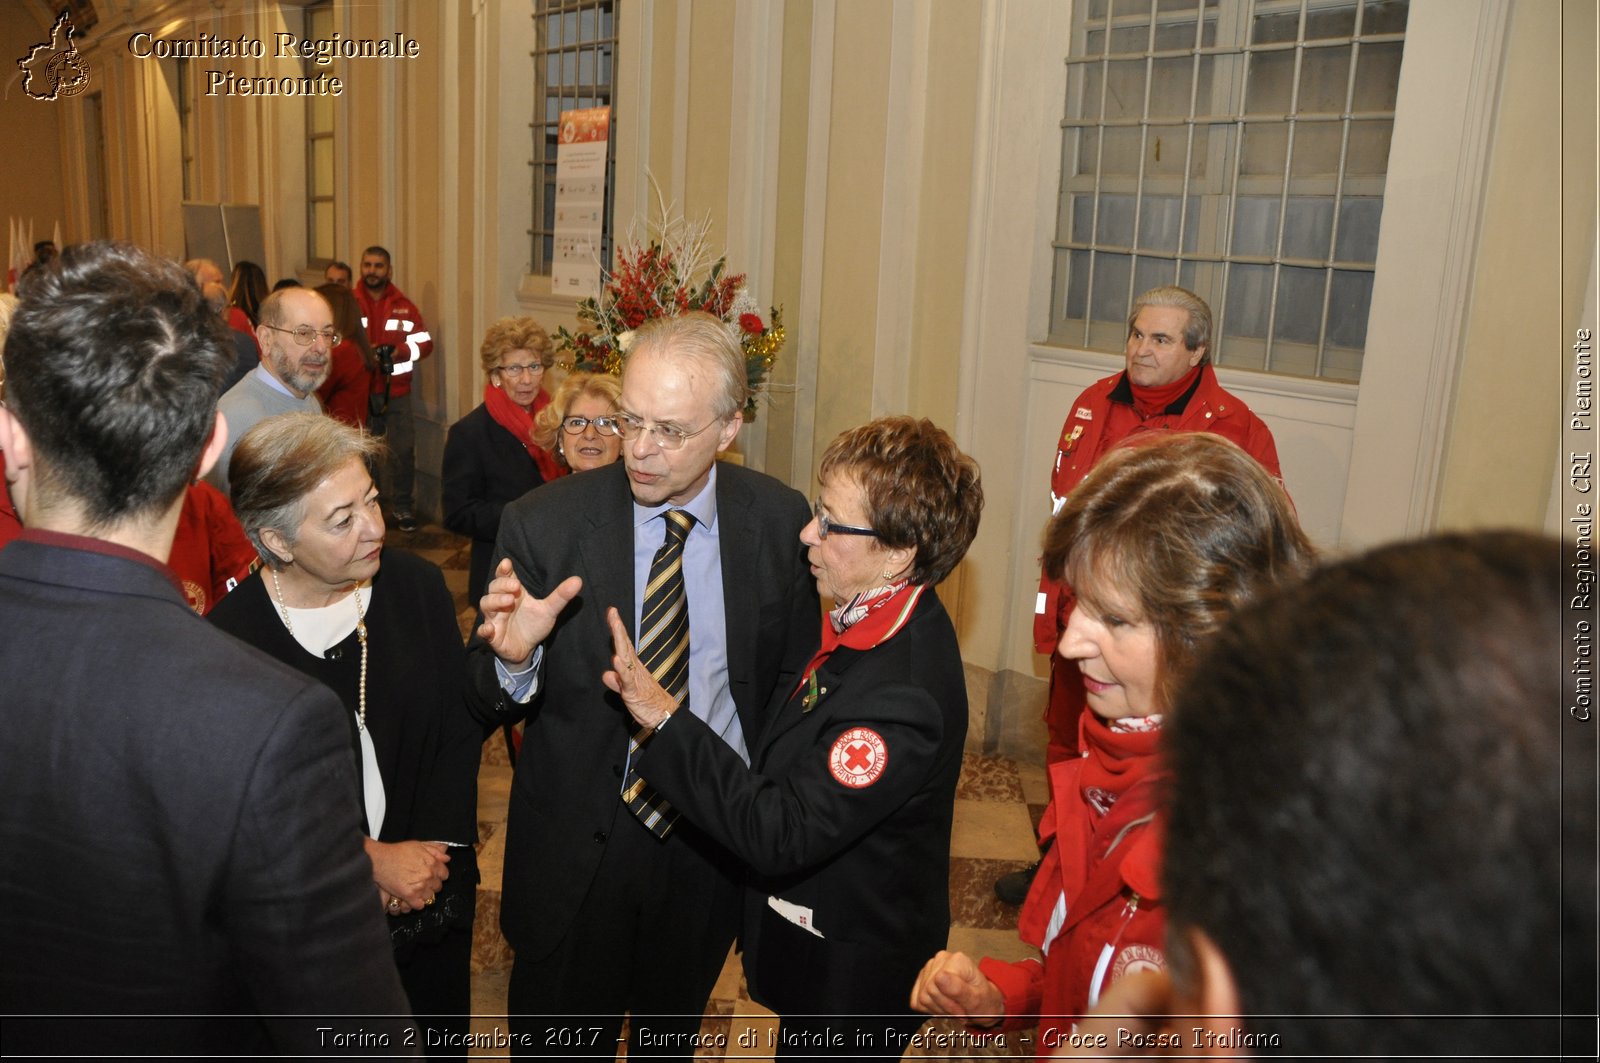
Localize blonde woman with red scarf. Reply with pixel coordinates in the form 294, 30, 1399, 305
603, 416, 983, 1059
442, 316, 566, 602
911, 432, 1313, 1043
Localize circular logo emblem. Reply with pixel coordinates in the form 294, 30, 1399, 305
47, 51, 91, 98
1111, 943, 1165, 982
828, 727, 887, 788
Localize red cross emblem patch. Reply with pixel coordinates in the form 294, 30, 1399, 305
829, 727, 888, 788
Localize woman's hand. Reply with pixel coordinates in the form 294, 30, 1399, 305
600, 606, 679, 731
475, 560, 582, 669
909, 950, 1005, 1026
365, 838, 450, 913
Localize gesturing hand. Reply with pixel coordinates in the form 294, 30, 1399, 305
600, 606, 680, 731
476, 558, 582, 669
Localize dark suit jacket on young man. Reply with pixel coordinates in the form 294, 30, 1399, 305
466, 460, 817, 966
0, 532, 413, 1056
638, 588, 968, 1021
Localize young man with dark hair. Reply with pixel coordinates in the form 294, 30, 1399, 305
0, 241, 414, 1055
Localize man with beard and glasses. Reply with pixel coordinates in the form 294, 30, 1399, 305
208, 286, 336, 496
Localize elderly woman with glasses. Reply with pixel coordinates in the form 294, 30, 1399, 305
530, 370, 624, 474
442, 316, 566, 602
604, 414, 984, 1057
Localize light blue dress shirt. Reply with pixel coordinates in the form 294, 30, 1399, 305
494, 465, 749, 771
629, 465, 747, 765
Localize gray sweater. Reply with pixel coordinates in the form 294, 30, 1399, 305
208, 367, 321, 496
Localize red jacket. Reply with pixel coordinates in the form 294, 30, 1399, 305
168, 481, 259, 615
0, 452, 21, 551
1033, 365, 1282, 654
355, 282, 432, 399
979, 759, 1166, 1043
316, 339, 373, 428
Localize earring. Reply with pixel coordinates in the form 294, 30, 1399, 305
881, 569, 894, 581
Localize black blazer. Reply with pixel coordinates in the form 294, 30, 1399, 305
441, 402, 548, 601
638, 588, 968, 1016
465, 460, 818, 960
0, 537, 412, 1055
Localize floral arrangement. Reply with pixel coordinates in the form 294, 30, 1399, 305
552, 202, 784, 421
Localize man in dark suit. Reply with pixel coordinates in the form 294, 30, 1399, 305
0, 241, 414, 1056
471, 312, 817, 1058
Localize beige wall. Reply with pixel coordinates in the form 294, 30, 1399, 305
1434, 1, 1595, 531
2, 7, 70, 252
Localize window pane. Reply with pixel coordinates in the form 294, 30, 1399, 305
1297, 45, 1353, 114
1327, 269, 1375, 349
1346, 118, 1394, 174
1136, 194, 1200, 252
1335, 197, 1383, 262
1050, 0, 1400, 381
1362, 0, 1409, 35
1231, 196, 1279, 258
312, 137, 333, 196
1281, 197, 1335, 261
1133, 256, 1177, 298
1244, 50, 1295, 115
1223, 262, 1271, 340
1289, 122, 1344, 178
1094, 194, 1137, 247
309, 92, 334, 135
1090, 253, 1134, 321
312, 202, 334, 262
1241, 123, 1288, 176
1272, 266, 1327, 345
1352, 41, 1404, 110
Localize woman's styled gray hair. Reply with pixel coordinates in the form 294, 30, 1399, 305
229, 412, 384, 567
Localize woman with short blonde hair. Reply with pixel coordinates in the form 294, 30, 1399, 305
443, 316, 564, 600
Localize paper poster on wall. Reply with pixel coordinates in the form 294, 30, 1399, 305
552, 106, 610, 300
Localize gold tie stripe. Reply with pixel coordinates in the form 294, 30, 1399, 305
622, 509, 694, 838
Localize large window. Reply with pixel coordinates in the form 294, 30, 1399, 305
305, 0, 336, 265
530, 0, 616, 276
1050, 0, 1408, 381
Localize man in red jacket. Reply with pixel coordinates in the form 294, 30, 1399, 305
356, 245, 433, 532
997, 286, 1282, 904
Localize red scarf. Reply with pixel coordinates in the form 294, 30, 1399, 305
484, 382, 565, 484
1019, 709, 1163, 949
1130, 363, 1201, 419
792, 582, 924, 706
1076, 708, 1163, 819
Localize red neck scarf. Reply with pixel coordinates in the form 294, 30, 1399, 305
1130, 363, 1202, 419
484, 382, 565, 483
793, 582, 923, 706
1077, 708, 1163, 821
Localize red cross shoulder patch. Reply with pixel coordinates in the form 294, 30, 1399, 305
829, 727, 888, 788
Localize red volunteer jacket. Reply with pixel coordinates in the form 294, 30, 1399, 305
979, 759, 1166, 1044
1033, 365, 1282, 654
355, 282, 432, 399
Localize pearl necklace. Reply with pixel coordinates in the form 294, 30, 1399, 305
270, 568, 369, 732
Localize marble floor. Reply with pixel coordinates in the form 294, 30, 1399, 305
395, 524, 1050, 1059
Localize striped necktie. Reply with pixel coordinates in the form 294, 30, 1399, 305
622, 508, 694, 838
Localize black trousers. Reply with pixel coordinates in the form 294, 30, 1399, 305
506, 813, 741, 1062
